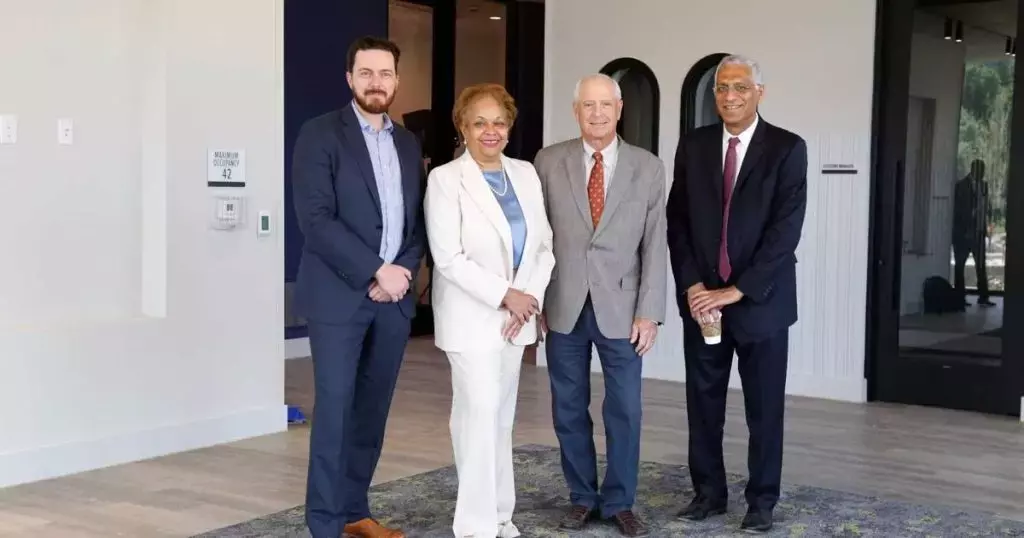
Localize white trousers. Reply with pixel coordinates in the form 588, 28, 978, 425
446, 344, 525, 538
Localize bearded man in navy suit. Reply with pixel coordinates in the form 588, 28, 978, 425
291, 36, 426, 538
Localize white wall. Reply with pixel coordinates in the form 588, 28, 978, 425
0, 0, 285, 487
541, 0, 878, 402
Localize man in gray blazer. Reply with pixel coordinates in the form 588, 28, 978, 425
533, 73, 667, 537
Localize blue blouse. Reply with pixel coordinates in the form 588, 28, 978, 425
482, 169, 527, 270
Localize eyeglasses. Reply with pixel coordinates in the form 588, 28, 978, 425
714, 83, 757, 94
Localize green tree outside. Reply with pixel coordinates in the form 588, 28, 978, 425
957, 59, 1014, 231
955, 58, 1013, 291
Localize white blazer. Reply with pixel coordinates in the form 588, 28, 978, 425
424, 151, 556, 352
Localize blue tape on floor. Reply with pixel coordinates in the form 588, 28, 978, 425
287, 405, 306, 424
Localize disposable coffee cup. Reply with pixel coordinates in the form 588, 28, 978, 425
699, 310, 722, 345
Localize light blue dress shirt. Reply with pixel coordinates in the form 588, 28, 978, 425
482, 169, 527, 270
353, 103, 405, 263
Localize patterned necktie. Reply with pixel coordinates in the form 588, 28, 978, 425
720, 137, 740, 281
587, 151, 605, 228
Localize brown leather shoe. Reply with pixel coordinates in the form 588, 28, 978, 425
342, 518, 405, 538
558, 505, 594, 530
611, 510, 649, 536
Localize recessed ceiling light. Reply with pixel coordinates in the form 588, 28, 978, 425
490, 15, 502, 20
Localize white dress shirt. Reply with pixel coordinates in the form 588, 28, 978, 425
583, 136, 619, 197
722, 113, 759, 175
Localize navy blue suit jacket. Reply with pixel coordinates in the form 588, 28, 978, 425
291, 103, 426, 324
667, 119, 808, 344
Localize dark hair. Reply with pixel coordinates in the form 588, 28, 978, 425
346, 36, 401, 73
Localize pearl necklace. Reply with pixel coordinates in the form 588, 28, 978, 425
485, 168, 508, 196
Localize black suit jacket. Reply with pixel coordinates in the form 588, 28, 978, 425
952, 175, 989, 246
291, 103, 427, 324
667, 118, 808, 344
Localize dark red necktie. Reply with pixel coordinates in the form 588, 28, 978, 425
720, 137, 739, 281
587, 151, 605, 228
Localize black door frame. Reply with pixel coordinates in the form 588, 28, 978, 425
867, 0, 1024, 416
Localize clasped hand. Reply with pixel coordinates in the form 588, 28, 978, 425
369, 263, 412, 303
686, 283, 743, 318
501, 288, 539, 341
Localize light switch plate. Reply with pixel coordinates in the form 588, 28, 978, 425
58, 118, 73, 145
0, 115, 17, 144
257, 210, 272, 237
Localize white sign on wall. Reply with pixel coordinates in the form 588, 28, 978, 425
208, 149, 246, 187
817, 133, 862, 176
821, 163, 858, 175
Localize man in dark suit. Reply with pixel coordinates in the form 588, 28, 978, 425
667, 54, 807, 533
291, 36, 426, 538
952, 159, 995, 307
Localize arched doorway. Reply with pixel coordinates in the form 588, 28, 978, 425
599, 57, 660, 155
680, 53, 729, 136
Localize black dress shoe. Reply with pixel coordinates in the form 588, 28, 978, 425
558, 505, 594, 530
610, 510, 648, 537
676, 496, 727, 521
740, 508, 773, 533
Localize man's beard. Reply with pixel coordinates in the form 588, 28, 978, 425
355, 89, 395, 114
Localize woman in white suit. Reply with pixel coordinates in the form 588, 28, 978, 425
424, 83, 555, 538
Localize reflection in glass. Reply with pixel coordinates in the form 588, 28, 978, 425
692, 67, 719, 129
953, 59, 1013, 297
897, 8, 1009, 362
602, 59, 660, 155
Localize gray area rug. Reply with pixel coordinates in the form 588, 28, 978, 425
195, 444, 1024, 537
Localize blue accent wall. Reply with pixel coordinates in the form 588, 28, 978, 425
284, 0, 389, 339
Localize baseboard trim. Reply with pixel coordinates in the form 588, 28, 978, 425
285, 336, 310, 359
774, 372, 867, 403
535, 349, 866, 403
0, 405, 287, 488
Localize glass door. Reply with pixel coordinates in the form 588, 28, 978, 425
869, 0, 1024, 416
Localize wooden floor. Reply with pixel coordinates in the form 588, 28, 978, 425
0, 336, 1022, 537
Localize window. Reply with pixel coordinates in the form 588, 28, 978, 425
600, 58, 660, 155
680, 53, 729, 135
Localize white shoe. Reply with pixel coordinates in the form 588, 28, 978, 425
496, 520, 521, 538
